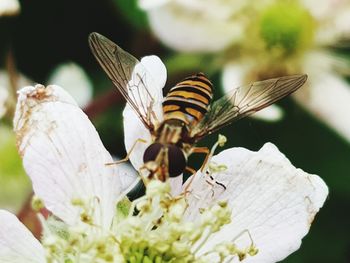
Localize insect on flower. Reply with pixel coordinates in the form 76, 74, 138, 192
88, 32, 307, 182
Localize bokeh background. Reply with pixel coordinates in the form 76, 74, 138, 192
0, 0, 349, 262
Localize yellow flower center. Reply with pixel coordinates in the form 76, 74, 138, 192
259, 1, 315, 55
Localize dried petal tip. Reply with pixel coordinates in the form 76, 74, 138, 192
13, 84, 78, 153
15, 84, 77, 108
13, 83, 122, 228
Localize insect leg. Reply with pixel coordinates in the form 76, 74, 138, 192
185, 166, 197, 174
138, 165, 151, 182
105, 138, 147, 166
182, 148, 210, 194
182, 166, 198, 194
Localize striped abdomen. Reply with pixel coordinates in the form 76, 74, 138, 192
163, 73, 213, 125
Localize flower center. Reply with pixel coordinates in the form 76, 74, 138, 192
37, 172, 258, 262
259, 1, 315, 55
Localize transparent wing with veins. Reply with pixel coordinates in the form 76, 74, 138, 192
89, 32, 163, 133
191, 74, 307, 141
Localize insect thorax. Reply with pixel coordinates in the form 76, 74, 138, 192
156, 119, 189, 145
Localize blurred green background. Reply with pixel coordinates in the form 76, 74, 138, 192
0, 0, 349, 262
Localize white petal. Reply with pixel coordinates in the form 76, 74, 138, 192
301, 0, 349, 21
147, 5, 243, 52
139, 55, 167, 92
123, 105, 152, 170
333, 7, 350, 39
122, 55, 184, 193
14, 84, 122, 229
123, 55, 166, 170
0, 210, 45, 263
302, 0, 350, 44
48, 62, 93, 108
222, 62, 251, 94
175, 0, 245, 21
139, 0, 170, 10
184, 143, 328, 262
294, 53, 350, 142
116, 162, 139, 192
250, 104, 284, 122
301, 0, 334, 20
142, 0, 249, 19
0, 0, 20, 16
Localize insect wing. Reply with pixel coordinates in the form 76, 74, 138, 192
191, 74, 307, 141
89, 32, 163, 132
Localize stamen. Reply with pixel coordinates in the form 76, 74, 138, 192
202, 134, 227, 172
31, 195, 45, 212
37, 180, 257, 262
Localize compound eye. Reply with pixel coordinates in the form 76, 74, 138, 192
167, 145, 187, 177
143, 143, 162, 163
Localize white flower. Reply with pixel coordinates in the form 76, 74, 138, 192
293, 51, 350, 141
222, 53, 350, 141
0, 83, 124, 262
13, 84, 124, 228
140, 0, 279, 52
0, 0, 20, 17
140, 0, 253, 52
0, 56, 327, 262
141, 0, 350, 136
183, 143, 327, 262
141, 0, 350, 52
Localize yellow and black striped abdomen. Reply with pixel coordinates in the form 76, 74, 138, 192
163, 73, 213, 125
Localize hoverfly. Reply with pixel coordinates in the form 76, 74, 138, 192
89, 32, 307, 182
